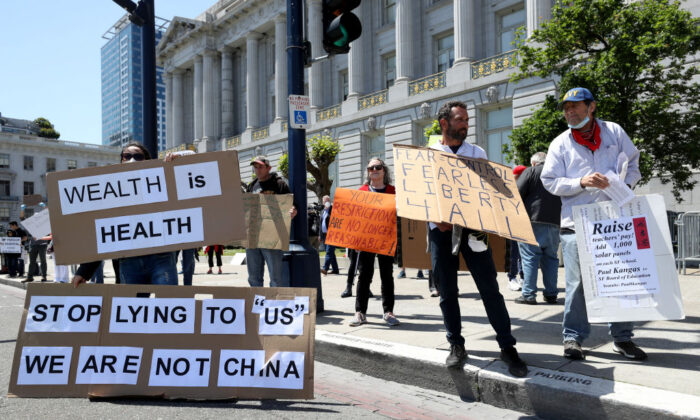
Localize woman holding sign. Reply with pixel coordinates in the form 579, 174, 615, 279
348, 158, 400, 327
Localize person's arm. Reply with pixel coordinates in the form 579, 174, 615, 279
71, 261, 102, 287
541, 141, 586, 197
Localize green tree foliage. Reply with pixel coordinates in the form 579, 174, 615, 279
278, 134, 341, 201
33, 117, 60, 139
510, 0, 699, 200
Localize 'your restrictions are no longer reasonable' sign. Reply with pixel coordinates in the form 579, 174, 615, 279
9, 284, 317, 400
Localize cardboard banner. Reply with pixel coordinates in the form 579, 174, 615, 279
46, 151, 245, 265
0, 236, 22, 253
393, 145, 537, 245
231, 193, 293, 251
573, 194, 684, 322
23, 194, 44, 207
324, 188, 397, 256
9, 283, 316, 399
400, 218, 507, 271
20, 209, 52, 239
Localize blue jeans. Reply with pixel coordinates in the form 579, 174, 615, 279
181, 249, 196, 286
246, 248, 287, 287
519, 223, 560, 299
322, 240, 338, 272
119, 252, 178, 285
430, 228, 516, 349
560, 233, 633, 343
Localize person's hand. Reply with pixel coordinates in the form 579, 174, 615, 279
71, 275, 87, 288
163, 152, 176, 162
290, 206, 297, 219
580, 172, 609, 189
436, 222, 453, 232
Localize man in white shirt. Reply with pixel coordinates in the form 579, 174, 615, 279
541, 87, 646, 361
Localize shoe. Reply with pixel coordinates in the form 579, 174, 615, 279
218, 268, 222, 274
564, 340, 585, 360
397, 270, 406, 279
514, 295, 537, 305
383, 312, 400, 327
329, 270, 340, 275
348, 312, 366, 327
417, 270, 424, 279
500, 347, 528, 377
320, 268, 327, 275
41, 278, 47, 282
21, 277, 34, 283
430, 289, 439, 297
445, 344, 468, 368
178, 270, 184, 274
368, 289, 374, 298
206, 269, 213, 274
508, 278, 522, 291
613, 341, 648, 360
544, 295, 558, 304
341, 286, 352, 298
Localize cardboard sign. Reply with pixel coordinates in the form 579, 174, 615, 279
46, 151, 245, 265
324, 188, 397, 256
20, 209, 52, 239
9, 283, 316, 399
393, 145, 536, 245
0, 237, 22, 253
23, 194, 44, 207
231, 193, 293, 251
400, 218, 507, 271
288, 95, 310, 129
573, 194, 684, 322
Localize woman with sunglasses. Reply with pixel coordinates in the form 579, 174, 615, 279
348, 157, 400, 327
72, 143, 178, 286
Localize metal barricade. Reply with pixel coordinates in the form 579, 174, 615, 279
676, 211, 700, 274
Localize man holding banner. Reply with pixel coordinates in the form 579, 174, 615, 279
429, 101, 527, 377
541, 87, 647, 361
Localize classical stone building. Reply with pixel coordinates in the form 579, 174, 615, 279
157, 0, 699, 211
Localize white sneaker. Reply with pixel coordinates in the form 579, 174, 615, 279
508, 279, 522, 291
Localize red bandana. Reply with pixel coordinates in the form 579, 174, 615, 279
571, 120, 601, 152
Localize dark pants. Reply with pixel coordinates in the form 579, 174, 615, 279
322, 241, 338, 272
346, 248, 359, 288
28, 244, 47, 279
508, 239, 523, 280
430, 228, 516, 349
208, 247, 222, 268
6, 254, 20, 276
112, 259, 121, 284
355, 251, 395, 314
181, 249, 196, 285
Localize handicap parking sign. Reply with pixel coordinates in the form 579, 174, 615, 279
288, 95, 311, 129
294, 110, 307, 125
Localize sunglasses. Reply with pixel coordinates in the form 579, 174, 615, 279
367, 165, 384, 171
122, 153, 145, 161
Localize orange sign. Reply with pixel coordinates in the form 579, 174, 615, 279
324, 188, 397, 256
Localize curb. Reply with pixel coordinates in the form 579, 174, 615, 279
315, 330, 700, 420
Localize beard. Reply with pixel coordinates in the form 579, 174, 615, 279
446, 122, 467, 142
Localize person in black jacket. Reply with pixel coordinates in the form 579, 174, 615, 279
514, 152, 562, 305
320, 195, 339, 275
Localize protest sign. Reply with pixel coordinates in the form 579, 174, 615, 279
231, 193, 293, 251
400, 218, 507, 271
0, 237, 22, 253
23, 194, 44, 207
20, 209, 51, 239
324, 188, 397, 256
9, 283, 316, 399
46, 151, 245, 265
573, 194, 684, 322
393, 145, 536, 245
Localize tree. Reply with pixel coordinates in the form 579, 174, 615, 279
278, 134, 342, 201
33, 117, 60, 139
509, 0, 700, 200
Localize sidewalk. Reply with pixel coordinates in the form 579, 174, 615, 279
2, 255, 699, 419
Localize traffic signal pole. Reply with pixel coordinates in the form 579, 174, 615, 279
286, 0, 324, 311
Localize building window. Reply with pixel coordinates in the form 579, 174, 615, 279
485, 107, 513, 164
23, 182, 34, 196
436, 34, 454, 73
0, 154, 9, 169
46, 158, 56, 173
0, 180, 9, 197
340, 70, 349, 101
499, 7, 526, 53
365, 134, 386, 164
382, 0, 396, 25
0, 207, 9, 222
67, 160, 78, 170
383, 54, 396, 89
24, 156, 34, 171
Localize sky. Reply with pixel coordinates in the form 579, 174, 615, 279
0, 1, 209, 145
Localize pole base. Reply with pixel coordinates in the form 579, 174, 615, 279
284, 240, 324, 312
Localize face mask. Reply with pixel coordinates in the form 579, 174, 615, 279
324, 202, 331, 208
568, 115, 589, 130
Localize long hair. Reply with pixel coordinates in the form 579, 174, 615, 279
363, 156, 392, 186
120, 142, 151, 162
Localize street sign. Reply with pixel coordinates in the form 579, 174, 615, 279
288, 95, 310, 129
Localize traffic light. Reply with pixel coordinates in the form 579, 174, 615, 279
322, 0, 362, 55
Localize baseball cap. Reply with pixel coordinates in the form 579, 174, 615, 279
559, 87, 594, 109
513, 165, 527, 176
250, 156, 270, 166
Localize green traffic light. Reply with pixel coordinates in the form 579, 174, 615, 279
333, 26, 349, 47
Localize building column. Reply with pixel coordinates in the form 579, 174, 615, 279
193, 55, 203, 142
274, 15, 288, 120
172, 70, 184, 146
221, 47, 234, 138
395, 0, 414, 82
347, 2, 365, 98
246, 32, 261, 129
453, 0, 475, 65
527, 0, 552, 37
202, 49, 220, 148
308, 0, 323, 108
165, 72, 173, 148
